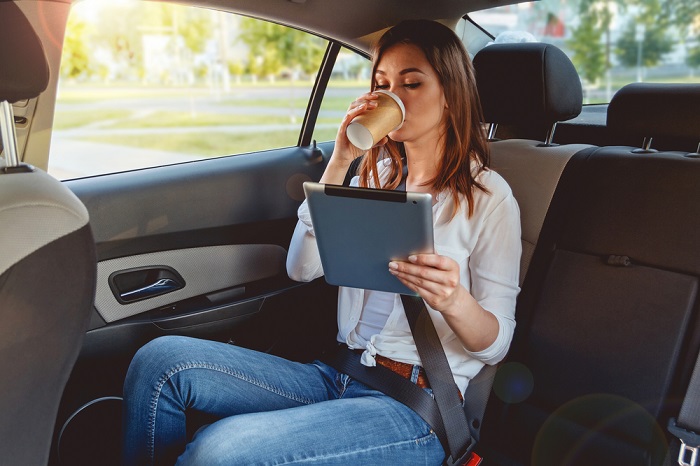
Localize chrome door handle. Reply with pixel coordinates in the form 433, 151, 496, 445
120, 278, 181, 302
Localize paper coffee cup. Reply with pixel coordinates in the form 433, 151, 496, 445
346, 90, 405, 151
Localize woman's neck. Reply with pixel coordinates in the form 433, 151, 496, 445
403, 138, 443, 193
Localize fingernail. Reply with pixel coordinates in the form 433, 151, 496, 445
388, 261, 398, 270
408, 255, 417, 262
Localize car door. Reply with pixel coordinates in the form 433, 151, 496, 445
37, 3, 370, 464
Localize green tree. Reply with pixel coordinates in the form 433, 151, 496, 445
688, 44, 700, 68
615, 0, 674, 68
666, 0, 700, 69
60, 15, 91, 79
91, 3, 146, 80
172, 8, 213, 55
294, 33, 326, 76
238, 18, 325, 80
665, 0, 700, 36
567, 3, 612, 85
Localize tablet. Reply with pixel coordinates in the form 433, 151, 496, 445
303, 181, 434, 295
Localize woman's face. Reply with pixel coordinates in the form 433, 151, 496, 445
374, 43, 447, 146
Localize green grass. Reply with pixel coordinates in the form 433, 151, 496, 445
106, 111, 294, 129
310, 127, 338, 143
54, 109, 302, 130
80, 130, 302, 157
53, 109, 133, 130
57, 87, 204, 104
220, 97, 308, 108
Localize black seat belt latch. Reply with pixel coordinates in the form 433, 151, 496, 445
668, 418, 700, 466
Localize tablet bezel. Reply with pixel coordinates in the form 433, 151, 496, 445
303, 181, 434, 295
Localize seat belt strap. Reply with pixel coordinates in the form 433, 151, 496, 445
328, 348, 450, 452
337, 157, 479, 466
401, 294, 473, 466
668, 350, 700, 466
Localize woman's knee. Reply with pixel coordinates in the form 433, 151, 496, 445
176, 421, 250, 466
124, 335, 194, 393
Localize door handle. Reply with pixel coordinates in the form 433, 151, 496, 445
120, 278, 181, 302
109, 266, 185, 304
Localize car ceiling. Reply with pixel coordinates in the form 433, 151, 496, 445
164, 0, 524, 52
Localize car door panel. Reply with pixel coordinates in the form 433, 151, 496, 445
68, 145, 327, 259
66, 142, 334, 336
51, 142, 340, 463
95, 243, 286, 323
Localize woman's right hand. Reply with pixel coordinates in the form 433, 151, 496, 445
333, 92, 385, 163
320, 92, 386, 185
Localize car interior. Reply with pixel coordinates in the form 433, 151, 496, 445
1, 0, 699, 465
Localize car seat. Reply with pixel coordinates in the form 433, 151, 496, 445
0, 2, 97, 464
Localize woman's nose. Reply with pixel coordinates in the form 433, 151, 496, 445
388, 85, 403, 99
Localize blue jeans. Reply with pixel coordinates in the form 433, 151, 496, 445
122, 335, 445, 465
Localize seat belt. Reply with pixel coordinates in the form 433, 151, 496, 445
330, 155, 482, 465
401, 294, 476, 466
667, 350, 700, 466
326, 298, 481, 466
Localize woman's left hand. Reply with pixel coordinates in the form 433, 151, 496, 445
388, 253, 465, 314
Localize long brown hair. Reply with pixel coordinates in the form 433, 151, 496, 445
358, 19, 490, 217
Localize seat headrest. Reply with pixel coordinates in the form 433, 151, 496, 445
0, 2, 50, 103
473, 43, 582, 126
607, 83, 700, 140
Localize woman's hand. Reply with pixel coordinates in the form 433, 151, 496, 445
320, 92, 387, 185
334, 92, 388, 162
388, 253, 465, 314
389, 253, 500, 352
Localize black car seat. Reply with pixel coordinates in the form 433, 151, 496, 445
478, 81, 700, 466
473, 42, 597, 285
0, 2, 97, 464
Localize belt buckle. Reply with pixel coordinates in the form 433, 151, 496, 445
678, 440, 699, 466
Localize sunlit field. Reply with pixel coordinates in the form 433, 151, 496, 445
53, 81, 362, 151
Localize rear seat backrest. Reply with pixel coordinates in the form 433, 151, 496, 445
480, 83, 700, 466
473, 43, 596, 284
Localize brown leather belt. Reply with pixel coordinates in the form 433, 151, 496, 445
354, 350, 430, 389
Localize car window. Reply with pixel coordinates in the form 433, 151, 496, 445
49, 1, 327, 180
312, 48, 371, 144
468, 0, 699, 104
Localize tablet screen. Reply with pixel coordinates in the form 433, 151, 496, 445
303, 181, 434, 295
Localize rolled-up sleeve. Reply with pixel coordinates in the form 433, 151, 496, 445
465, 192, 521, 365
286, 200, 325, 282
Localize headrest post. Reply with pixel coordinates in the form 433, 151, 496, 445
544, 122, 558, 146
0, 101, 19, 169
487, 123, 498, 141
631, 136, 658, 154
685, 142, 700, 159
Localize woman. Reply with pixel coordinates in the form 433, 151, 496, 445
122, 19, 521, 465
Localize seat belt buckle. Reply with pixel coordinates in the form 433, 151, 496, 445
668, 418, 700, 466
678, 440, 698, 466
446, 451, 482, 466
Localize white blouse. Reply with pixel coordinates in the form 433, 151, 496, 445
286, 159, 522, 393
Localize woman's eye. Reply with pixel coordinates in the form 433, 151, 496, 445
375, 84, 389, 90
404, 82, 421, 89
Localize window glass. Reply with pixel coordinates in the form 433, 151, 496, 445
469, 0, 699, 104
49, 1, 327, 180
312, 48, 371, 143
